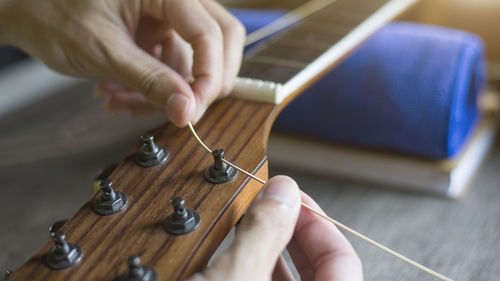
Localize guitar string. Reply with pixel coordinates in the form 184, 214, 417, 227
245, 0, 338, 46
187, 123, 454, 281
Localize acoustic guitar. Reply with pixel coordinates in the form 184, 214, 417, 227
6, 0, 418, 280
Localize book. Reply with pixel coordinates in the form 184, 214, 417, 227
267, 118, 496, 199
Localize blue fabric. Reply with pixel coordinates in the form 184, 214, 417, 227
232, 10, 487, 159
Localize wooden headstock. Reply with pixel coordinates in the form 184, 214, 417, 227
9, 97, 280, 281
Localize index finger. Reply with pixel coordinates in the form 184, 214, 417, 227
287, 191, 363, 281
163, 0, 224, 118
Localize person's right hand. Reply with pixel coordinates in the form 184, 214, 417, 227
0, 0, 245, 126
187, 176, 363, 281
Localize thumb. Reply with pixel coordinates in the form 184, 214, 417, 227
105, 37, 196, 127
210, 176, 301, 280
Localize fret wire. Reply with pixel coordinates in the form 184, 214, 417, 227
187, 123, 454, 281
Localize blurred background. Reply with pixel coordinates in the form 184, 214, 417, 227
1, 0, 499, 280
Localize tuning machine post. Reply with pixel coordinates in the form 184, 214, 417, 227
136, 135, 168, 167
49, 219, 68, 234
204, 148, 237, 184
93, 179, 128, 216
118, 255, 157, 281
46, 231, 83, 270
163, 197, 201, 235
2, 270, 12, 281
93, 163, 118, 193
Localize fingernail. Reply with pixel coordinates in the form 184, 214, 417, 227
167, 93, 189, 123
262, 183, 298, 209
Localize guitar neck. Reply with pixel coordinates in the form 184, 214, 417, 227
8, 1, 417, 280
233, 0, 418, 104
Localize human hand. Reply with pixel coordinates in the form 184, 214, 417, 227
187, 176, 363, 281
0, 0, 245, 126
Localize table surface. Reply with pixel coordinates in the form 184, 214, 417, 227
0, 81, 499, 281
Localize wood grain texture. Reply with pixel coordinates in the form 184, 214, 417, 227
8, 98, 278, 281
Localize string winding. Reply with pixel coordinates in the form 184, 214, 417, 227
187, 123, 454, 281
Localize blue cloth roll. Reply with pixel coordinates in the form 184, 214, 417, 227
232, 10, 487, 159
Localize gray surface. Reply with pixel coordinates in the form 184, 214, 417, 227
0, 81, 499, 281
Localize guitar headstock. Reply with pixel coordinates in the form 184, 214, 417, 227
9, 97, 277, 281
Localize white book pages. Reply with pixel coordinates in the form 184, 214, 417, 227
267, 119, 496, 198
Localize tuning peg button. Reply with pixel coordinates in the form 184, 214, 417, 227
46, 231, 83, 270
163, 198, 201, 235
204, 148, 237, 184
119, 255, 157, 281
49, 219, 68, 234
93, 179, 128, 216
136, 135, 168, 167
3, 270, 12, 281
93, 163, 118, 193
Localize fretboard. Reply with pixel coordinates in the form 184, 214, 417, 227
232, 0, 418, 103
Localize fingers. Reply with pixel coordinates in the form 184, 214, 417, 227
111, 0, 243, 125
272, 255, 296, 281
105, 92, 156, 116
288, 192, 363, 281
200, 0, 245, 96
104, 33, 196, 126
160, 31, 193, 79
206, 176, 301, 280
95, 80, 130, 96
158, 0, 224, 122
95, 81, 157, 115
143, 0, 244, 123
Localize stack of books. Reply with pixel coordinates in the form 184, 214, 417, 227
268, 91, 498, 199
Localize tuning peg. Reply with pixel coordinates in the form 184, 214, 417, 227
204, 148, 237, 184
49, 219, 68, 234
46, 231, 83, 270
93, 163, 118, 193
3, 270, 12, 280
136, 135, 168, 167
93, 179, 128, 216
119, 255, 157, 281
163, 197, 201, 235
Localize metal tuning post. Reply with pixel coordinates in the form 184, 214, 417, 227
3, 270, 12, 281
163, 197, 200, 235
119, 255, 157, 281
93, 163, 118, 193
46, 232, 83, 270
93, 179, 128, 216
135, 135, 168, 167
49, 219, 68, 234
204, 148, 237, 184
